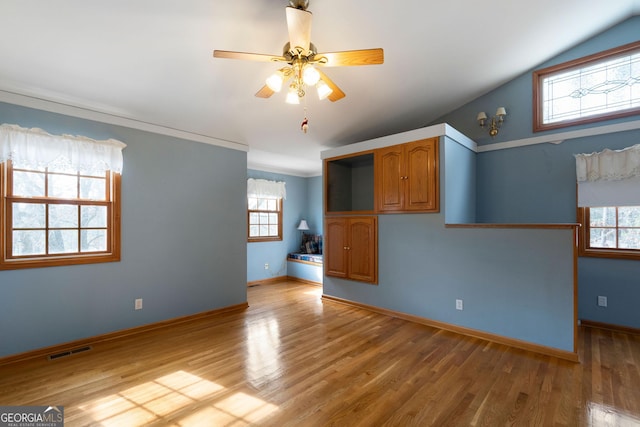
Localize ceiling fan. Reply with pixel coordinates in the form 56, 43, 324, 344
213, 0, 384, 104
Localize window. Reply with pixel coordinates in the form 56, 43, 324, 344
1, 160, 121, 269
578, 206, 640, 259
246, 178, 286, 243
248, 196, 282, 242
0, 123, 125, 270
575, 143, 640, 259
533, 40, 640, 132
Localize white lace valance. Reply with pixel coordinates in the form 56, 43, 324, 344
247, 178, 286, 199
0, 124, 126, 174
575, 143, 640, 207
575, 143, 640, 182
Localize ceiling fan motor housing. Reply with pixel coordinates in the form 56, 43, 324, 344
283, 42, 318, 61
289, 0, 309, 10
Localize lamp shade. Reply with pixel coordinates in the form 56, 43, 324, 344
297, 219, 310, 231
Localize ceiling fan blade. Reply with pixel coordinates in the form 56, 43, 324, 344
315, 48, 384, 67
255, 85, 275, 98
213, 50, 286, 63
286, 7, 312, 54
317, 69, 345, 102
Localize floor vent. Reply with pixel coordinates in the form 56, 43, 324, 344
47, 345, 92, 361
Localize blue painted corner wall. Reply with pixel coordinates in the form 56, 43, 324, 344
246, 170, 322, 283
435, 15, 640, 330
0, 102, 248, 358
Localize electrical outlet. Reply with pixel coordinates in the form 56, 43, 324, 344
135, 298, 143, 310
264, 263, 269, 270
597, 296, 607, 307
456, 299, 463, 311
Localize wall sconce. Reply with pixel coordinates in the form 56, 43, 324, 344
477, 107, 507, 137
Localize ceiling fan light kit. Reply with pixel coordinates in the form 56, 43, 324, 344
213, 0, 384, 112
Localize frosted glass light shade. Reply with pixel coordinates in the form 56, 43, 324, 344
316, 80, 333, 100
265, 72, 284, 92
286, 86, 300, 104
302, 65, 320, 86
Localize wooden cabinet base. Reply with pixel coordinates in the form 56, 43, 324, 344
325, 216, 377, 284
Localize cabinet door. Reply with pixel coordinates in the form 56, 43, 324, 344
405, 138, 439, 211
348, 217, 377, 283
325, 217, 348, 278
375, 144, 404, 212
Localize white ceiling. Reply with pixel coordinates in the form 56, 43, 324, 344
1, 1, 639, 177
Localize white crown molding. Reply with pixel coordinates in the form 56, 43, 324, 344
321, 123, 477, 159
0, 90, 249, 152
247, 161, 321, 178
477, 119, 640, 153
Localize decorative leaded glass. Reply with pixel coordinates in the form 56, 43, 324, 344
541, 50, 640, 124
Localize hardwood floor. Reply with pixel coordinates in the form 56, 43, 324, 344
1, 280, 639, 426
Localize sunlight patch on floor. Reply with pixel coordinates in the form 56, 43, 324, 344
247, 317, 282, 387
304, 287, 322, 297
588, 402, 640, 426
77, 370, 278, 426
178, 392, 279, 426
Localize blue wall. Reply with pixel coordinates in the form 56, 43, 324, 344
435, 16, 640, 329
444, 136, 476, 223
306, 176, 323, 237
246, 170, 323, 283
0, 102, 248, 358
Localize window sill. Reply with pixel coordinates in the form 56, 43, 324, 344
247, 237, 283, 243
579, 248, 640, 261
0, 253, 120, 270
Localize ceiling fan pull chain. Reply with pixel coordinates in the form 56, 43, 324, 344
301, 105, 309, 133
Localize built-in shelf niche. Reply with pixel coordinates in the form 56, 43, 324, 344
325, 152, 374, 213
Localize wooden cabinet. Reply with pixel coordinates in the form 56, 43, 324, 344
325, 216, 377, 284
375, 138, 439, 213
323, 138, 439, 284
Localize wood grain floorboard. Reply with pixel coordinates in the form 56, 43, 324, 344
1, 280, 639, 426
